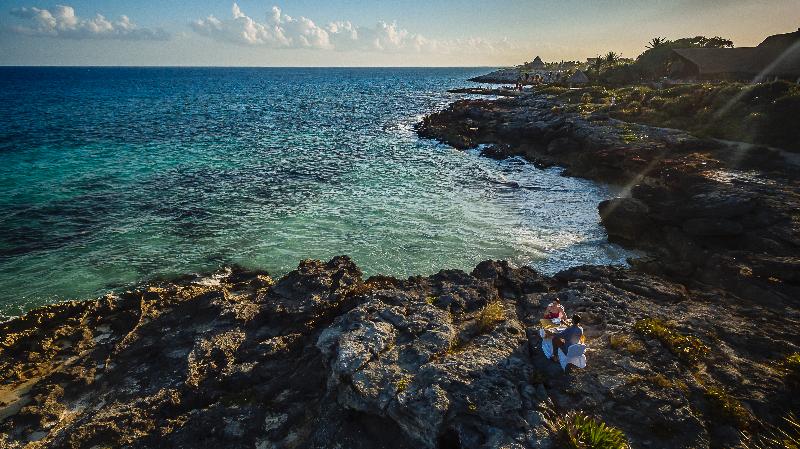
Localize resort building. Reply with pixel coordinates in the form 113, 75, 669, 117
521, 56, 563, 83
566, 70, 590, 86
670, 28, 800, 82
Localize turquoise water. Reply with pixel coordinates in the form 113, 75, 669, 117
0, 67, 630, 319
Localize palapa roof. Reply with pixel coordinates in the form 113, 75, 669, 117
566, 70, 589, 83
530, 56, 546, 69
672, 29, 800, 78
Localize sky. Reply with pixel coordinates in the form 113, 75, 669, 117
0, 0, 798, 66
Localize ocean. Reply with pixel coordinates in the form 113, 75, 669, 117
0, 67, 630, 319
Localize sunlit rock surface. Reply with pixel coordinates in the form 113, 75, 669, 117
1, 256, 798, 448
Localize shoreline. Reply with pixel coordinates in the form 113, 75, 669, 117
1, 83, 799, 448
416, 89, 799, 293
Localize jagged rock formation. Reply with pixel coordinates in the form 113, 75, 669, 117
468, 69, 523, 84
1, 256, 798, 448
416, 93, 800, 304
2, 86, 800, 449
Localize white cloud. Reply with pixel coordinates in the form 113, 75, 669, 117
10, 5, 169, 40
192, 4, 331, 49
192, 3, 515, 54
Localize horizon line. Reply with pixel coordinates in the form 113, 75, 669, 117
0, 65, 501, 69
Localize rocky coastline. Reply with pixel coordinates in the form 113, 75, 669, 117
1, 87, 799, 449
468, 69, 523, 84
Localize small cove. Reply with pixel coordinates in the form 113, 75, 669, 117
0, 67, 633, 319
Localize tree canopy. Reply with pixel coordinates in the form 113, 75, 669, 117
587, 35, 735, 84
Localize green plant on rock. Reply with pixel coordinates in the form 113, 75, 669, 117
477, 301, 505, 333
627, 373, 689, 393
704, 386, 754, 431
548, 411, 629, 449
548, 81, 800, 151
396, 375, 413, 393
633, 318, 709, 366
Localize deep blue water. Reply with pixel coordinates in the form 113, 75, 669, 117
0, 67, 630, 319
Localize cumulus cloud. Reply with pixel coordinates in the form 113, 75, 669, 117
10, 5, 169, 40
192, 3, 514, 54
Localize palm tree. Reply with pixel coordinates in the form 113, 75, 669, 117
604, 51, 619, 66
646, 37, 668, 49
593, 56, 604, 72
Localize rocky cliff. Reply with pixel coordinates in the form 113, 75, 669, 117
2, 256, 796, 449
416, 93, 800, 301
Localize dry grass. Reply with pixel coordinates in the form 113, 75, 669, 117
633, 318, 709, 367
477, 301, 506, 333
627, 373, 689, 393
704, 386, 754, 431
608, 334, 645, 354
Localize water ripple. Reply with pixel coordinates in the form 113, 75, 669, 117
0, 67, 632, 318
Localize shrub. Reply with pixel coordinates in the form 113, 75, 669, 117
633, 318, 709, 366
549, 81, 800, 151
396, 375, 412, 393
548, 411, 629, 449
477, 301, 505, 333
704, 386, 754, 430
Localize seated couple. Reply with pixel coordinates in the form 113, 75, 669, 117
549, 314, 584, 362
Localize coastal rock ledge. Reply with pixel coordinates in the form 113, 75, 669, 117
2, 256, 797, 448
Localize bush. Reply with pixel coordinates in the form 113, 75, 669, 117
633, 318, 709, 366
549, 81, 800, 151
477, 301, 505, 333
549, 411, 629, 449
396, 375, 412, 393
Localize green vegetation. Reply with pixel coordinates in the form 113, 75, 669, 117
745, 413, 800, 449
627, 373, 689, 393
585, 35, 733, 85
633, 318, 709, 366
704, 386, 754, 430
608, 334, 645, 354
545, 81, 800, 151
548, 411, 629, 449
396, 375, 412, 393
476, 301, 505, 333
538, 33, 800, 151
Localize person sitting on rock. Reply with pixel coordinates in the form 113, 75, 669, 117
543, 298, 566, 321
551, 314, 584, 362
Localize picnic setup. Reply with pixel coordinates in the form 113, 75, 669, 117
538, 298, 587, 371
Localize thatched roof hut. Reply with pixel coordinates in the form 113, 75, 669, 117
566, 70, 589, 85
530, 56, 546, 70
671, 29, 800, 81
